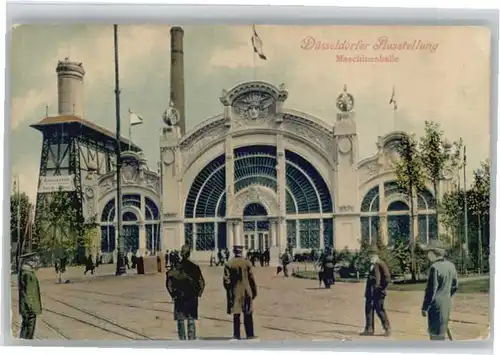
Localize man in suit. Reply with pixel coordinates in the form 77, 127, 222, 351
18, 252, 42, 340
421, 240, 458, 340
318, 247, 335, 288
223, 245, 258, 340
166, 245, 205, 340
360, 245, 391, 337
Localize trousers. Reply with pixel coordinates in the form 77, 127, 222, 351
233, 313, 255, 339
20, 313, 37, 340
177, 319, 196, 340
364, 297, 390, 332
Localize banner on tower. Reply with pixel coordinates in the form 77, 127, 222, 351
38, 175, 76, 193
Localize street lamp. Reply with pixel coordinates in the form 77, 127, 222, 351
114, 24, 126, 276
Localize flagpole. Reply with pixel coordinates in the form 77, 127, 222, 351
463, 145, 469, 267
252, 25, 256, 80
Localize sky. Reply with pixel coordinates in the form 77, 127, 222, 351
9, 24, 491, 202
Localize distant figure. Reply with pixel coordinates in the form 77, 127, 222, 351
166, 245, 205, 340
263, 248, 270, 266
84, 254, 95, 275
216, 249, 224, 266
18, 252, 42, 340
224, 248, 230, 262
165, 250, 170, 269
319, 247, 335, 288
281, 250, 292, 277
421, 240, 458, 340
223, 245, 258, 340
360, 245, 391, 337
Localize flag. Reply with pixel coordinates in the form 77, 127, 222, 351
251, 25, 267, 60
129, 109, 143, 126
389, 86, 398, 110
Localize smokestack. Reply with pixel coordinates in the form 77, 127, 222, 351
56, 58, 85, 117
170, 26, 186, 136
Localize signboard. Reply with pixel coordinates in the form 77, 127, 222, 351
38, 175, 76, 193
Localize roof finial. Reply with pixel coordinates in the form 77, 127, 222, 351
45, 105, 48, 117
343, 84, 348, 92
72, 104, 75, 115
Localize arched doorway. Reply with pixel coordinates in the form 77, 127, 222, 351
242, 202, 270, 251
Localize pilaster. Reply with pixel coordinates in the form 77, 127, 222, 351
139, 222, 146, 255
379, 181, 388, 244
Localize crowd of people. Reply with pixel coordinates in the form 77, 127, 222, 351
17, 240, 458, 342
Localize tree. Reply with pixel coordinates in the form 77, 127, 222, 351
469, 160, 490, 273
10, 191, 31, 245
393, 133, 426, 281
419, 121, 463, 238
35, 188, 87, 283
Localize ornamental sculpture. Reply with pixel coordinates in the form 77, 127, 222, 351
233, 92, 274, 119
336, 84, 355, 112
163, 100, 180, 126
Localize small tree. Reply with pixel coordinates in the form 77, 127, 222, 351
36, 188, 81, 283
393, 133, 426, 281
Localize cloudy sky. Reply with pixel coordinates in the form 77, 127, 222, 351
10, 24, 491, 202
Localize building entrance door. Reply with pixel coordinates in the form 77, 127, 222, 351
242, 202, 271, 251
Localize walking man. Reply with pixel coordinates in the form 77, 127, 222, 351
84, 254, 95, 275
166, 245, 205, 340
421, 240, 458, 340
223, 245, 258, 340
18, 252, 42, 340
281, 250, 292, 277
360, 245, 391, 337
319, 247, 335, 288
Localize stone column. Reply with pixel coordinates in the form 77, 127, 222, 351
139, 222, 146, 256
226, 221, 234, 251
319, 219, 324, 249
193, 224, 198, 251
379, 182, 388, 245
234, 220, 242, 246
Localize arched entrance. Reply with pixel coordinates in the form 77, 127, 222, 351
242, 203, 271, 251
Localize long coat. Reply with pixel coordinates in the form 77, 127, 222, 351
223, 257, 257, 315
166, 259, 205, 321
18, 266, 42, 316
364, 259, 391, 299
421, 258, 458, 337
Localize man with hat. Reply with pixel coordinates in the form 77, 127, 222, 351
223, 245, 258, 340
421, 240, 458, 340
18, 252, 42, 340
318, 246, 335, 288
360, 244, 391, 337
166, 245, 205, 340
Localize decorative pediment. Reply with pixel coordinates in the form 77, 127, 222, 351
220, 81, 289, 121
230, 185, 280, 217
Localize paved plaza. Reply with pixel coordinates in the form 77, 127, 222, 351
11, 264, 490, 341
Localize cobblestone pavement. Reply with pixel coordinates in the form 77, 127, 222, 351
10, 264, 490, 341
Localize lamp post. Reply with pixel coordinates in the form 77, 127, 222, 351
114, 24, 126, 276
463, 145, 469, 270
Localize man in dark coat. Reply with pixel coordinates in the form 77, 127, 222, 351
166, 245, 205, 340
281, 250, 292, 277
421, 240, 458, 340
18, 252, 42, 340
360, 245, 391, 337
84, 254, 95, 275
319, 247, 335, 288
223, 245, 258, 340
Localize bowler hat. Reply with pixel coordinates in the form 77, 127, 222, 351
233, 245, 243, 254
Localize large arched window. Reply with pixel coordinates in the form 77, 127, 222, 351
184, 145, 334, 251
99, 194, 161, 253
360, 181, 437, 245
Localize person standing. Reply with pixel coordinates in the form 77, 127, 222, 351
319, 247, 335, 288
281, 250, 292, 277
421, 240, 458, 340
360, 245, 391, 337
166, 245, 205, 340
18, 252, 42, 340
84, 254, 95, 275
223, 245, 258, 340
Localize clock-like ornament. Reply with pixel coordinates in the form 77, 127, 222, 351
336, 85, 355, 112
338, 137, 352, 154
163, 149, 175, 165
163, 100, 180, 126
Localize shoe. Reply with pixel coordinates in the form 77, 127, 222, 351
359, 330, 374, 336
384, 329, 391, 337
246, 336, 258, 341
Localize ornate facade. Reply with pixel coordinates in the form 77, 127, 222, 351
97, 80, 457, 260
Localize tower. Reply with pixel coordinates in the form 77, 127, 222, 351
333, 85, 361, 250
170, 26, 186, 136
56, 58, 85, 117
31, 59, 141, 259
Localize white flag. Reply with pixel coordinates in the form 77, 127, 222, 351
129, 109, 144, 126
